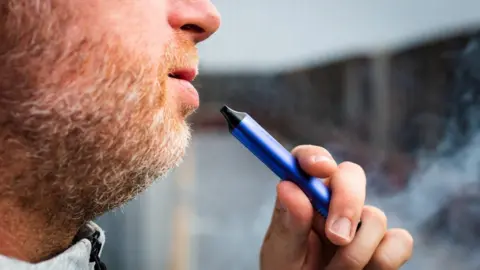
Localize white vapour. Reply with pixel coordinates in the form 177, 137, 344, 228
367, 128, 480, 269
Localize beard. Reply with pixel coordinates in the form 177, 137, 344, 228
0, 1, 197, 222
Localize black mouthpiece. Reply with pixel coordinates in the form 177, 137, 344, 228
220, 105, 246, 131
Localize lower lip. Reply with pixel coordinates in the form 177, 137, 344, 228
167, 77, 200, 109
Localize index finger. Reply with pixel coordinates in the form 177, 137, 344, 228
292, 145, 337, 178
324, 161, 366, 246
292, 145, 365, 244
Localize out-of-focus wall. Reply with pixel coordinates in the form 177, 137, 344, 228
200, 0, 480, 73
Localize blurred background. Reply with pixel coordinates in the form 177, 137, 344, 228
96, 1, 480, 269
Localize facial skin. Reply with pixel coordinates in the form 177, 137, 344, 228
0, 0, 220, 262
0, 1, 414, 268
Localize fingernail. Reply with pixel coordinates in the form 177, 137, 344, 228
311, 155, 333, 164
330, 217, 352, 240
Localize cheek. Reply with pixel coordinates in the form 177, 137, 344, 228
111, 0, 171, 59
74, 0, 171, 60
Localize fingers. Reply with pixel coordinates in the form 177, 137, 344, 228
262, 144, 413, 270
325, 206, 414, 270
292, 145, 366, 246
292, 145, 337, 178
365, 229, 414, 270
326, 206, 388, 270
260, 181, 314, 269
276, 181, 314, 238
324, 162, 366, 245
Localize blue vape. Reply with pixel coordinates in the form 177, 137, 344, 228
220, 105, 331, 217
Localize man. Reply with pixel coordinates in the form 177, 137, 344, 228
0, 0, 413, 269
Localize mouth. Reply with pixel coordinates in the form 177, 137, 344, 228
167, 67, 200, 114
168, 68, 197, 82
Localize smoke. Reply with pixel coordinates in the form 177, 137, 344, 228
365, 132, 480, 269
366, 35, 480, 270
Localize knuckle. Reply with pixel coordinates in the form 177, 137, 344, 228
337, 205, 359, 220
331, 196, 363, 219
339, 250, 367, 269
331, 181, 364, 207
371, 229, 414, 269
339, 161, 365, 175
268, 220, 290, 244
389, 229, 414, 256
371, 252, 398, 270
337, 162, 367, 188
362, 206, 388, 229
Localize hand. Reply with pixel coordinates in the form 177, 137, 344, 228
260, 145, 413, 270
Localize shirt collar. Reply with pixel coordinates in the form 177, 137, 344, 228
0, 221, 106, 270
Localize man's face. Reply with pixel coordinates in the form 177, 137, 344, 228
0, 0, 220, 221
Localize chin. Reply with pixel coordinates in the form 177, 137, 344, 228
86, 121, 192, 217
153, 118, 192, 174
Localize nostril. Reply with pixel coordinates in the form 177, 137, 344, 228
181, 24, 205, 34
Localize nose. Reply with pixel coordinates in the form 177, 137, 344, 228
168, 0, 221, 43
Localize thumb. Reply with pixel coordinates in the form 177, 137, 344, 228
260, 181, 314, 269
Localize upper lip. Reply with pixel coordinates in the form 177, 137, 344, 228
168, 68, 198, 82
